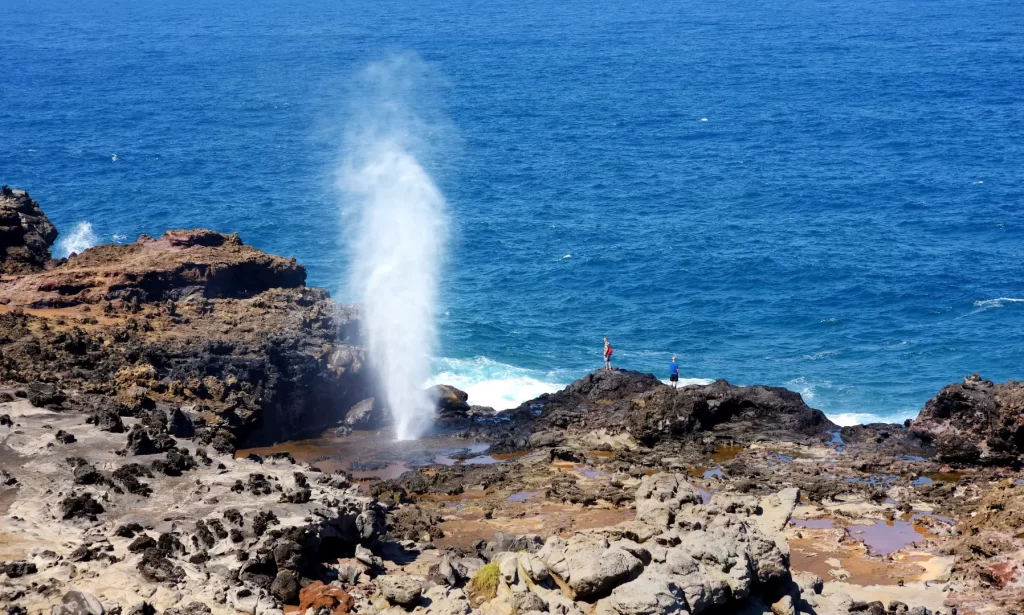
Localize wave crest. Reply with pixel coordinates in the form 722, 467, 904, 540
973, 297, 1024, 309
427, 357, 566, 410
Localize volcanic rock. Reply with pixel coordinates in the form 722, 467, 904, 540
501, 370, 835, 449
60, 492, 104, 520
50, 590, 105, 615
911, 376, 1024, 464
0, 189, 371, 448
0, 186, 57, 274
378, 574, 424, 607
430, 384, 470, 416
345, 397, 386, 429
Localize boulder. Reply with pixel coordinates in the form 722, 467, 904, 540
595, 572, 686, 615
271, 569, 300, 603
377, 574, 424, 607
50, 591, 105, 615
345, 397, 386, 429
429, 384, 470, 416
563, 541, 644, 600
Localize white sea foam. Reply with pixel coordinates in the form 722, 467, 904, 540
427, 357, 566, 411
340, 55, 450, 441
827, 412, 879, 427
55, 222, 99, 257
659, 377, 714, 387
973, 297, 1024, 309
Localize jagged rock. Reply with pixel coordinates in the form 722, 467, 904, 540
54, 429, 76, 444
123, 425, 176, 456
112, 463, 154, 496
0, 561, 37, 578
0, 186, 57, 274
115, 523, 144, 538
60, 493, 104, 520
377, 575, 424, 607
90, 408, 125, 433
124, 604, 156, 615
911, 377, 1024, 464
166, 407, 195, 438
128, 535, 157, 552
70, 460, 103, 485
137, 549, 184, 583
271, 569, 300, 604
151, 448, 197, 476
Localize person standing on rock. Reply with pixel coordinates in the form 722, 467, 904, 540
603, 337, 613, 371
669, 355, 679, 387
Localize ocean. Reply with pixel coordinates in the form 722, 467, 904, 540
3, 0, 1023, 426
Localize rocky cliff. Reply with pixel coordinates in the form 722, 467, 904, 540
0, 185, 58, 274
0, 188, 369, 450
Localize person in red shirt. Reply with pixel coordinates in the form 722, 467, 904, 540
603, 337, 613, 371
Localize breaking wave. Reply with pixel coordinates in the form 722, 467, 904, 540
55, 222, 98, 257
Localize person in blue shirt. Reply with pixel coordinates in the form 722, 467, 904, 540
669, 355, 679, 387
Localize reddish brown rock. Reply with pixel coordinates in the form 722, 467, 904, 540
0, 226, 305, 308
298, 581, 354, 614
0, 188, 369, 447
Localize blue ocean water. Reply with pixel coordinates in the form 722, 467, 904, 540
3, 0, 1023, 424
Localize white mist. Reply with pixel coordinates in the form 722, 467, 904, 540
339, 56, 449, 441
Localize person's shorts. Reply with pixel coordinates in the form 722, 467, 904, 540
670, 374, 678, 382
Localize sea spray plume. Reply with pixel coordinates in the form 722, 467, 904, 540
55, 222, 99, 257
339, 56, 450, 440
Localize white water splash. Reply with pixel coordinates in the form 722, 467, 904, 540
55, 222, 99, 257
339, 56, 450, 441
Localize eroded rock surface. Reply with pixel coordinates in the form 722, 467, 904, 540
911, 375, 1024, 465
0, 186, 57, 275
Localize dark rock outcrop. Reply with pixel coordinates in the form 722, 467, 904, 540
0, 186, 57, 274
911, 376, 1024, 465
498, 370, 835, 449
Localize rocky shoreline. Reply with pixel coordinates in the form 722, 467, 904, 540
1, 188, 1022, 615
